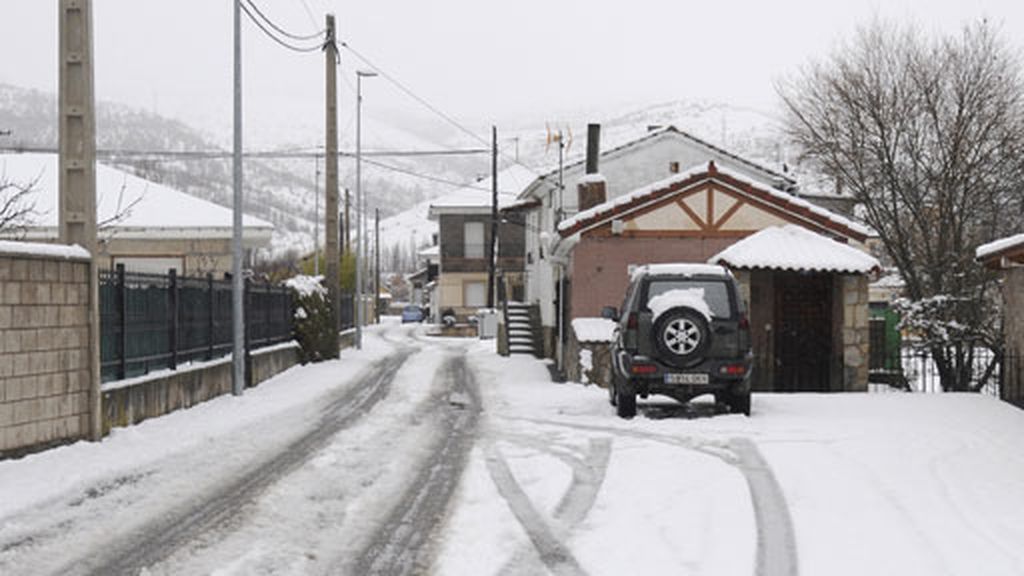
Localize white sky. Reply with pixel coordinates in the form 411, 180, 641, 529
2, 0, 1023, 148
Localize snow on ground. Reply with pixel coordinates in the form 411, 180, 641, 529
3, 326, 1024, 576
439, 341, 1024, 576
0, 331, 393, 520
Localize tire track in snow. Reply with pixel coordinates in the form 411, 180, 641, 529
484, 442, 588, 576
66, 348, 416, 576
348, 352, 481, 576
494, 436, 612, 576
497, 417, 798, 576
730, 438, 799, 576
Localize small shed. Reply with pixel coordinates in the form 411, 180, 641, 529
976, 233, 1024, 406
710, 225, 880, 392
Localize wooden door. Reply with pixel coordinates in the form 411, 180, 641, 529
774, 273, 832, 392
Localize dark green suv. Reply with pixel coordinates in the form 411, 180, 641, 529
603, 264, 753, 418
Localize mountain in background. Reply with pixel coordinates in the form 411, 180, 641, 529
0, 84, 797, 269
0, 83, 480, 259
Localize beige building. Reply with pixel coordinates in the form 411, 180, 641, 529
1, 153, 273, 276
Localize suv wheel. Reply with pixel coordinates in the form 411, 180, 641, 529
728, 391, 751, 416
616, 388, 636, 419
653, 307, 711, 367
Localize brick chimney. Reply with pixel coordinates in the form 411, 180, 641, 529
578, 123, 606, 212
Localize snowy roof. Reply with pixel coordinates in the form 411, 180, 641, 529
571, 318, 617, 343
525, 126, 795, 199
418, 245, 439, 257
631, 263, 731, 281
976, 233, 1024, 265
428, 165, 538, 216
557, 161, 871, 241
0, 239, 90, 260
0, 153, 273, 239
709, 225, 880, 274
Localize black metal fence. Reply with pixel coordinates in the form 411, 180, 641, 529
869, 345, 1013, 398
100, 265, 293, 383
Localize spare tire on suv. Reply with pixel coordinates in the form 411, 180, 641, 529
606, 263, 753, 418
653, 307, 711, 367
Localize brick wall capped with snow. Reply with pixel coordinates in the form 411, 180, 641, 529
0, 244, 93, 456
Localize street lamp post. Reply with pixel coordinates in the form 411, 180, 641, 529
355, 70, 377, 350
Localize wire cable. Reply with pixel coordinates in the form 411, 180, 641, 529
240, 2, 323, 53
244, 0, 325, 41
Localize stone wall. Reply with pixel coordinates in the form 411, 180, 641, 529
841, 275, 870, 391
1002, 268, 1024, 407
565, 322, 614, 388
1, 249, 94, 457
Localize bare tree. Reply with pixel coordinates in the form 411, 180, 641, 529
0, 174, 39, 238
779, 20, 1024, 391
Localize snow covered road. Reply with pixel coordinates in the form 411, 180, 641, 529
3, 319, 1024, 575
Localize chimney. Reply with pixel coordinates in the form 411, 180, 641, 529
578, 123, 606, 212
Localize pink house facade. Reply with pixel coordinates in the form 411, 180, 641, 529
556, 161, 879, 392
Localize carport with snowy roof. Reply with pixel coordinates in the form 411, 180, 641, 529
709, 225, 880, 393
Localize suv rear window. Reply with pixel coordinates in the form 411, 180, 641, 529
644, 279, 733, 319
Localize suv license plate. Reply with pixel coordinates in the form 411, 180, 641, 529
665, 373, 709, 385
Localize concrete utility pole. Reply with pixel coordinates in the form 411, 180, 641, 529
355, 70, 377, 348
487, 125, 497, 309
314, 153, 320, 276
375, 208, 380, 322
231, 0, 245, 395
324, 14, 340, 356
59, 0, 100, 440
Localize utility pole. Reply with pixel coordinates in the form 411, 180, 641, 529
314, 153, 320, 276
324, 14, 340, 356
375, 208, 380, 323
59, 0, 100, 440
487, 126, 497, 309
231, 0, 245, 395
344, 187, 350, 253
355, 70, 377, 348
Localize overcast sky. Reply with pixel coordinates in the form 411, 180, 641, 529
2, 0, 1024, 149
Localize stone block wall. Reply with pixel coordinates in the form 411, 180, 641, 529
1, 251, 93, 457
1002, 268, 1024, 407
841, 275, 870, 391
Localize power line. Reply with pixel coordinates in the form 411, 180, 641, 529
245, 0, 324, 40
0, 145, 487, 160
295, 0, 321, 35
339, 41, 481, 145
240, 1, 323, 53
338, 40, 539, 177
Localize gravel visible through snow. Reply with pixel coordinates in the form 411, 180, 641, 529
349, 352, 482, 575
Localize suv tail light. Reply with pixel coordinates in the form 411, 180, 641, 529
631, 363, 657, 375
719, 364, 747, 376
738, 312, 750, 330
626, 311, 638, 330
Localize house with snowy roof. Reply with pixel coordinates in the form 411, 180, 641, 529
522, 124, 880, 392
426, 164, 536, 323
976, 233, 1024, 406
0, 153, 273, 276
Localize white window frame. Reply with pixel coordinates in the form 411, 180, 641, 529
464, 221, 485, 258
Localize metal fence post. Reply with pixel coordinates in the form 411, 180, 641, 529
169, 268, 178, 370
116, 263, 127, 380
244, 276, 253, 388
207, 273, 215, 360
